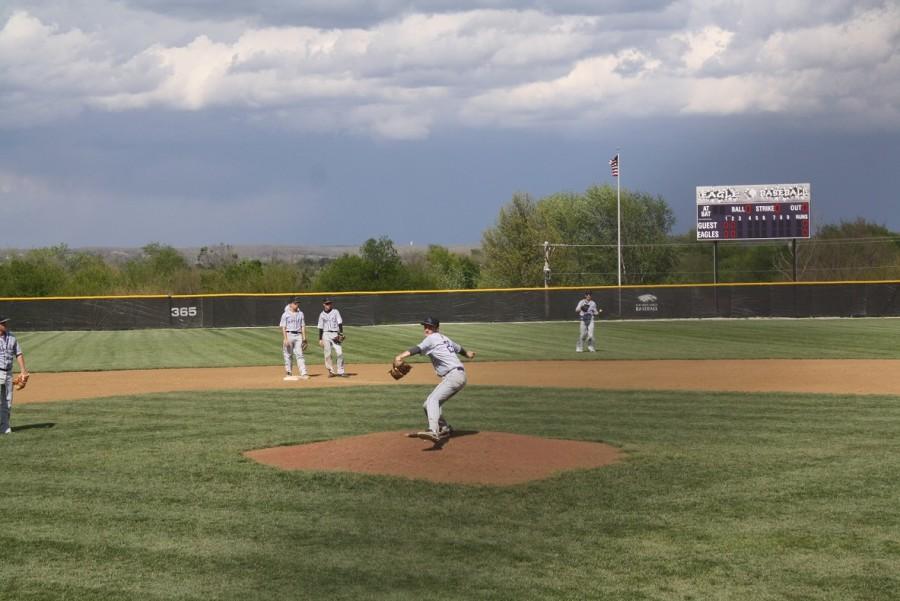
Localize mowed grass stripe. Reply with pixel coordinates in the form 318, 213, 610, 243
3, 385, 899, 600
14, 317, 900, 373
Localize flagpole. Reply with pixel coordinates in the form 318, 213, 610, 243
616, 148, 621, 290
616, 149, 622, 318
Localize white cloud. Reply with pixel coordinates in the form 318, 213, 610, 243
1, 2, 898, 136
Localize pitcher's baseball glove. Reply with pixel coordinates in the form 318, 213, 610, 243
13, 373, 29, 391
335, 333, 346, 344
389, 361, 412, 380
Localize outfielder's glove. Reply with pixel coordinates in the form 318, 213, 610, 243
335, 333, 346, 344
12, 373, 29, 391
389, 361, 412, 380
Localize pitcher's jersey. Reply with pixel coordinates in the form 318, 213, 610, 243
417, 332, 464, 377
280, 310, 305, 332
318, 309, 343, 332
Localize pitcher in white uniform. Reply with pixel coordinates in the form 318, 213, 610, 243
394, 317, 475, 444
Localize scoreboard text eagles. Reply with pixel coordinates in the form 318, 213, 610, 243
696, 183, 811, 241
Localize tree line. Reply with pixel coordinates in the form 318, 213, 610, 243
2, 186, 898, 297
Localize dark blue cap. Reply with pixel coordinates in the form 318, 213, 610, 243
420, 317, 440, 328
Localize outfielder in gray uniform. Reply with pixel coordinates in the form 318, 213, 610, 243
0, 316, 29, 435
317, 298, 346, 377
280, 298, 309, 380
394, 317, 475, 444
575, 291, 601, 352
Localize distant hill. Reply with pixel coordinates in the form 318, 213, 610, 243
2, 244, 479, 262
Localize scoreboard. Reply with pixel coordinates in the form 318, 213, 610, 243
696, 183, 810, 241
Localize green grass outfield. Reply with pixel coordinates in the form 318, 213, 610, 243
3, 318, 899, 600
17, 317, 900, 372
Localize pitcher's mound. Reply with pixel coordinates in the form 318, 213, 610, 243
244, 430, 621, 486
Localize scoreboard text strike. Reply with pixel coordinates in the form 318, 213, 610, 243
696, 183, 811, 241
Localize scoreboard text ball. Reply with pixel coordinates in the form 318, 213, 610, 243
696, 183, 811, 241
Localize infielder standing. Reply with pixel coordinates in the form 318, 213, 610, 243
575, 291, 601, 352
317, 298, 346, 377
0, 316, 29, 435
394, 317, 475, 443
280, 298, 309, 380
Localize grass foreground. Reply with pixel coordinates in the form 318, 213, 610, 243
2, 385, 899, 600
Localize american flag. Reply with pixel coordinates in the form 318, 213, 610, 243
609, 154, 619, 177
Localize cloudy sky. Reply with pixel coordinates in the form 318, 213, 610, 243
1, 0, 898, 249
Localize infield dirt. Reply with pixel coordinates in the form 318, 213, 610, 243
15, 359, 900, 404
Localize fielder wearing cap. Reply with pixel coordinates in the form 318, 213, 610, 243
575, 292, 601, 352
317, 298, 346, 376
393, 317, 476, 444
0, 316, 29, 435
280, 298, 309, 379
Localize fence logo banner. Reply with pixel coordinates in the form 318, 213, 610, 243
635, 293, 659, 313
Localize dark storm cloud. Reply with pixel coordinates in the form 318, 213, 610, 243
0, 1, 897, 247
110, 0, 676, 28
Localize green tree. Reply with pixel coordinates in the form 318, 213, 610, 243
480, 193, 546, 287
0, 246, 69, 296
787, 218, 900, 281
422, 245, 480, 289
312, 236, 417, 291
63, 252, 119, 295
121, 243, 190, 293
481, 186, 676, 287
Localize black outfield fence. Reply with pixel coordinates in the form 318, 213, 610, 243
1, 281, 899, 331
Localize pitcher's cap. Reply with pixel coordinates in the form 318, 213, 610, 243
420, 316, 440, 328
0, 316, 8, 324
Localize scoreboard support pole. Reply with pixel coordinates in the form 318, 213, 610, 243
713, 241, 720, 315
713, 241, 719, 285
792, 238, 798, 282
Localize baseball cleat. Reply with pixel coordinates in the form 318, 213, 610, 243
1, 427, 11, 435
439, 423, 453, 436
415, 430, 443, 443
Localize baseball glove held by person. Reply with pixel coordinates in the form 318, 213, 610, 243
335, 333, 346, 344
389, 361, 412, 380
12, 373, 28, 391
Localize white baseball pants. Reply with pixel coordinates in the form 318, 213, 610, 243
323, 334, 345, 375
282, 333, 308, 375
577, 320, 596, 351
423, 368, 467, 433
